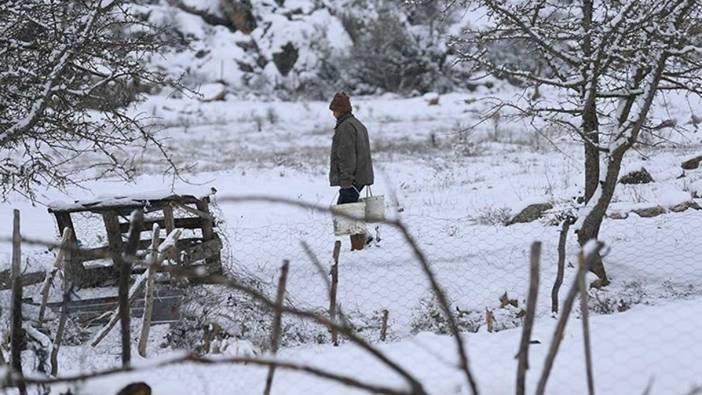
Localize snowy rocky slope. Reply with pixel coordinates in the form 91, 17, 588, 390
139, 0, 475, 98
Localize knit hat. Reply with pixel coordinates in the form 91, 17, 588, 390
329, 91, 352, 114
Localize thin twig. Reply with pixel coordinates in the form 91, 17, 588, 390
535, 242, 604, 395
578, 252, 595, 395
10, 353, 411, 395
552, 217, 573, 314
263, 261, 290, 395
516, 242, 541, 395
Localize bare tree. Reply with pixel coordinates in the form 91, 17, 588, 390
0, 0, 181, 198
453, 0, 702, 283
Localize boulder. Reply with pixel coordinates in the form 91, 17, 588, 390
620, 167, 654, 184
670, 200, 702, 213
607, 211, 629, 220
273, 42, 299, 76
682, 155, 702, 170
116, 382, 151, 395
506, 203, 553, 225
423, 92, 440, 106
221, 0, 257, 34
632, 206, 666, 218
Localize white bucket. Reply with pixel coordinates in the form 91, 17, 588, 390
330, 202, 366, 236
362, 195, 385, 222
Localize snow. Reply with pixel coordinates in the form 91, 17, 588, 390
3, 2, 702, 392
2, 86, 701, 393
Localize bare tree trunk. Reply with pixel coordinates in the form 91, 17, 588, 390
577, 153, 627, 284
138, 224, 161, 358
263, 261, 290, 395
551, 218, 572, 313
10, 209, 27, 395
516, 242, 541, 395
580, 0, 600, 203
583, 111, 600, 203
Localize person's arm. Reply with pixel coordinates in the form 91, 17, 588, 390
336, 124, 357, 188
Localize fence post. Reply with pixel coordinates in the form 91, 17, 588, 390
263, 260, 289, 395
118, 210, 144, 367
50, 242, 72, 377
578, 251, 595, 395
380, 309, 389, 342
138, 224, 161, 357
329, 241, 341, 346
516, 241, 541, 395
10, 209, 27, 395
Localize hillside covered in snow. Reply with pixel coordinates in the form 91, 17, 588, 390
140, 0, 477, 98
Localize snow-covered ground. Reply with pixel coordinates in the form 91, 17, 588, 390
2, 88, 702, 394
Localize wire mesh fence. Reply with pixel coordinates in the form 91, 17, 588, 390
185, 203, 702, 395
4, 200, 702, 395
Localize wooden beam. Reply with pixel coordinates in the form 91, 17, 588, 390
102, 211, 126, 271
118, 216, 212, 233
195, 198, 221, 274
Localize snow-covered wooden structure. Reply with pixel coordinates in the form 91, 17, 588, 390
47, 190, 223, 288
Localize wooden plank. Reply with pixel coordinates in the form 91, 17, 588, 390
118, 216, 212, 233
53, 212, 94, 287
48, 196, 203, 214
162, 205, 176, 263
54, 212, 75, 237
75, 237, 207, 265
102, 211, 126, 270
0, 271, 46, 290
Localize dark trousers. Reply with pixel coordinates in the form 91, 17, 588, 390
337, 185, 364, 204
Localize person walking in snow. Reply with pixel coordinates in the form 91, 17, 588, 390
328, 91, 374, 250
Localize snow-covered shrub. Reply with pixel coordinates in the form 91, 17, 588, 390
409, 293, 482, 335
472, 207, 513, 226
345, 8, 443, 94
589, 281, 647, 315
164, 282, 330, 353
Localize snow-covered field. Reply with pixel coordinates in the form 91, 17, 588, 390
2, 87, 702, 394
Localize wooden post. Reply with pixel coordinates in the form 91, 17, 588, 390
162, 204, 176, 263
263, 261, 289, 395
516, 242, 541, 395
578, 252, 595, 395
10, 210, 27, 395
195, 198, 222, 274
329, 241, 341, 346
380, 309, 389, 342
103, 211, 126, 272
38, 228, 72, 326
50, 240, 72, 377
53, 212, 87, 287
536, 242, 604, 395
117, 210, 143, 367
138, 224, 161, 357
